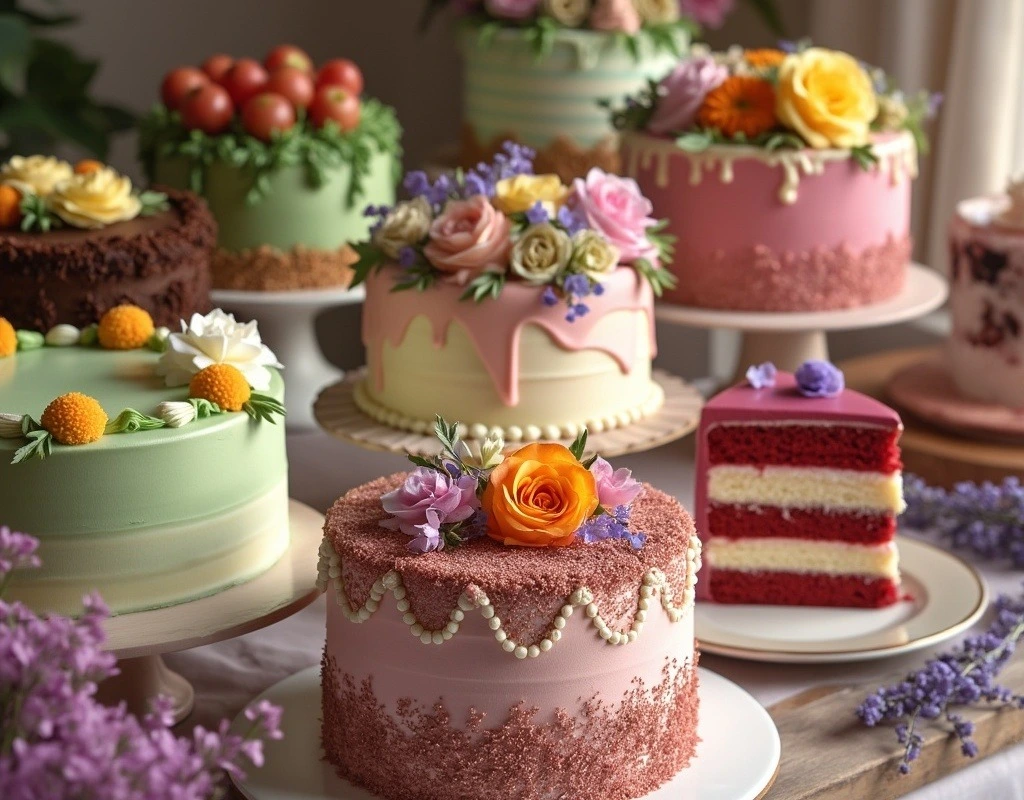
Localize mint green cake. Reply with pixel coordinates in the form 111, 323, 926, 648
0, 307, 289, 615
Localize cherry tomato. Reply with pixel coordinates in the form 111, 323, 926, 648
242, 92, 297, 141
264, 44, 314, 74
265, 66, 315, 110
220, 58, 269, 107
180, 83, 234, 135
201, 53, 234, 83
315, 58, 364, 96
160, 67, 209, 111
309, 86, 360, 131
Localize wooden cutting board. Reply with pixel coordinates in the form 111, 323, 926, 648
763, 658, 1024, 798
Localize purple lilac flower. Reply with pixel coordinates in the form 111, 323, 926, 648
927, 92, 944, 119
794, 359, 844, 398
380, 467, 481, 554
557, 204, 589, 236
541, 287, 559, 306
398, 246, 417, 268
525, 201, 548, 225
577, 505, 646, 549
778, 39, 800, 53
563, 273, 591, 297
745, 362, 777, 390
0, 526, 40, 579
857, 585, 1024, 773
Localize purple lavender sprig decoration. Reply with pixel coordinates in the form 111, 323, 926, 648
857, 586, 1024, 774
902, 475, 1024, 567
0, 529, 283, 799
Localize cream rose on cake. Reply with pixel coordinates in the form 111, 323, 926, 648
48, 167, 143, 229
511, 223, 572, 284
157, 309, 282, 390
371, 197, 433, 259
0, 155, 73, 196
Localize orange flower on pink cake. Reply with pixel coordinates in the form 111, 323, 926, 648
423, 195, 512, 285
482, 442, 599, 547
697, 75, 777, 138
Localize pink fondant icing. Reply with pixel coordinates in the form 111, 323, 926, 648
693, 373, 902, 599
362, 266, 657, 406
622, 133, 914, 311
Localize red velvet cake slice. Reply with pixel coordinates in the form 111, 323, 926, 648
696, 363, 905, 608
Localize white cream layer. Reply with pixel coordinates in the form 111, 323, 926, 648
707, 465, 905, 514
707, 538, 899, 579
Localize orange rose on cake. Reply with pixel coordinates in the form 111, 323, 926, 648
775, 48, 878, 149
483, 442, 599, 547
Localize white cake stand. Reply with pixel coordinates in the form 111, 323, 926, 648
211, 287, 365, 431
230, 665, 780, 800
96, 500, 324, 724
655, 263, 948, 377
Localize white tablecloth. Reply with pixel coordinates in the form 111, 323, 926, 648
168, 431, 1024, 800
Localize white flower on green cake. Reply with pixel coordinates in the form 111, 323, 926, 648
157, 309, 282, 391
510, 223, 572, 285
0, 155, 73, 196
541, 0, 592, 26
371, 197, 432, 259
155, 401, 197, 428
0, 412, 26, 439
569, 229, 620, 283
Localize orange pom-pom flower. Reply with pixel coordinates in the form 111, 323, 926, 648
41, 392, 108, 445
97, 304, 155, 350
698, 75, 778, 139
0, 317, 16, 358
189, 364, 252, 412
0, 185, 23, 230
745, 49, 787, 69
74, 159, 105, 175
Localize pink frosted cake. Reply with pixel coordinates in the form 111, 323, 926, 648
948, 178, 1024, 407
696, 362, 904, 608
318, 422, 702, 799
351, 144, 674, 442
614, 46, 936, 312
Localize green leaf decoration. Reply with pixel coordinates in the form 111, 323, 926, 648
391, 262, 438, 294
0, 14, 32, 94
78, 324, 98, 346
851, 143, 879, 171
582, 454, 598, 469
145, 331, 168, 353
675, 131, 713, 153
433, 415, 463, 463
20, 415, 41, 436
18, 192, 60, 232
634, 258, 678, 297
460, 271, 506, 303
15, 329, 43, 351
138, 190, 169, 216
407, 454, 443, 472
348, 241, 386, 289
188, 398, 222, 418
569, 428, 589, 462
105, 408, 167, 435
138, 99, 402, 212
243, 393, 286, 423
12, 429, 51, 464
477, 20, 502, 48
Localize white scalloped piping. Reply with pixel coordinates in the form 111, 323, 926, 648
353, 378, 665, 443
317, 534, 701, 658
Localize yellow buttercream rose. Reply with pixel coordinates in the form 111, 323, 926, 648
0, 155, 73, 196
493, 174, 569, 216
775, 48, 878, 149
48, 167, 142, 229
483, 442, 599, 547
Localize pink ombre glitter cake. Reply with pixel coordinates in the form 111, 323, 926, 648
318, 475, 701, 800
622, 132, 917, 312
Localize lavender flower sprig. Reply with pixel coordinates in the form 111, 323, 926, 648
903, 475, 1024, 567
857, 587, 1024, 774
0, 531, 283, 799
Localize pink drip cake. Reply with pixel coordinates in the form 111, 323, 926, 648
613, 46, 935, 312
317, 424, 702, 799
350, 144, 674, 443
695, 362, 905, 608
948, 178, 1024, 407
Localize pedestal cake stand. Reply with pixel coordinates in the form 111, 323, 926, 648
211, 286, 365, 431
655, 263, 948, 377
230, 666, 780, 800
313, 368, 704, 459
97, 500, 324, 724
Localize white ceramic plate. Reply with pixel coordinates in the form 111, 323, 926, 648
232, 666, 780, 800
696, 536, 988, 664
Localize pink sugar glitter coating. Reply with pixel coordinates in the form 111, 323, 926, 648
324, 474, 696, 643
322, 651, 701, 800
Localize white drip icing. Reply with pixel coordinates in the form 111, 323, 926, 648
625, 132, 919, 205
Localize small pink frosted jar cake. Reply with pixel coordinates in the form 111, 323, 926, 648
318, 422, 701, 800
615, 46, 937, 312
351, 143, 675, 441
948, 178, 1024, 407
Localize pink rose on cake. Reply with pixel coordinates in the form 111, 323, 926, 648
680, 0, 734, 28
424, 196, 512, 285
381, 467, 480, 553
590, 0, 641, 33
590, 457, 643, 508
569, 168, 658, 265
483, 0, 540, 19
647, 56, 729, 136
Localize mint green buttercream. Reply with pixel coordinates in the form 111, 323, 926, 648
0, 346, 286, 536
153, 151, 396, 252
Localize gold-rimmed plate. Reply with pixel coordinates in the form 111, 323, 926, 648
696, 536, 988, 664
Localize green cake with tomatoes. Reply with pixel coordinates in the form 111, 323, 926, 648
0, 304, 288, 615
139, 44, 401, 291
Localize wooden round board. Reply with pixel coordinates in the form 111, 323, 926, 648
840, 347, 1024, 487
314, 368, 704, 459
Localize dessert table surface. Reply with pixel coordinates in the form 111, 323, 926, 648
170, 430, 1024, 800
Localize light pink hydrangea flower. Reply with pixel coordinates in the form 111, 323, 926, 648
589, 457, 643, 508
